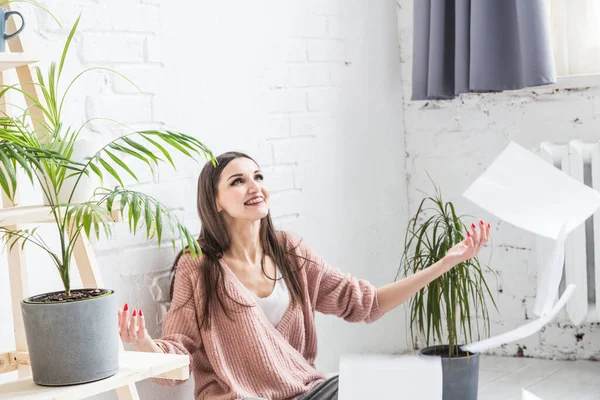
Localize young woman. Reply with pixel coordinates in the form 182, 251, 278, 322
117, 151, 490, 400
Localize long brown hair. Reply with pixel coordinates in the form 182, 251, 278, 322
169, 151, 305, 329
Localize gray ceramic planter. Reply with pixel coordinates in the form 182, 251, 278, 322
21, 289, 119, 386
419, 345, 480, 400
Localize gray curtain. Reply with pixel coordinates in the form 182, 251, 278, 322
412, 0, 557, 100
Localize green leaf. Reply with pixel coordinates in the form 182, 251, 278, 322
122, 137, 161, 165
98, 158, 125, 187
130, 192, 140, 233
105, 150, 139, 182
109, 143, 154, 170
0, 150, 16, 198
142, 134, 175, 169
144, 196, 153, 238
93, 219, 100, 240
159, 134, 193, 158
185, 228, 198, 258
4, 144, 33, 182
88, 160, 104, 182
0, 167, 12, 201
83, 206, 92, 239
155, 202, 162, 245
120, 191, 130, 219
106, 192, 115, 212
59, 14, 80, 78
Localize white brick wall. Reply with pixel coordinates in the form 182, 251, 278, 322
306, 39, 346, 61
269, 88, 307, 113
284, 65, 330, 87
80, 35, 146, 63
397, 0, 600, 360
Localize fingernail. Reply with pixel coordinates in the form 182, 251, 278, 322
467, 232, 471, 237
132, 310, 137, 316
487, 223, 491, 229
480, 220, 484, 225
471, 223, 476, 229
139, 310, 143, 317
124, 303, 129, 311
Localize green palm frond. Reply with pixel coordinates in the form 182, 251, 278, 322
65, 201, 113, 241
0, 141, 83, 202
0, 227, 61, 267
96, 187, 201, 257
82, 130, 214, 189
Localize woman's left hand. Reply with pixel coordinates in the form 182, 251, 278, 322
444, 220, 491, 267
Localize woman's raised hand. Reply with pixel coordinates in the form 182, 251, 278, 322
444, 220, 491, 267
118, 303, 154, 350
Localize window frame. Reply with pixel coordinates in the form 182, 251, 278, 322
546, 74, 600, 90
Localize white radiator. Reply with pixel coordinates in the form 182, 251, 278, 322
537, 140, 600, 325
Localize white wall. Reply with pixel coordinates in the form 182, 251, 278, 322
0, 0, 407, 398
397, 0, 600, 360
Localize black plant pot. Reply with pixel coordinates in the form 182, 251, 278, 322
419, 345, 480, 400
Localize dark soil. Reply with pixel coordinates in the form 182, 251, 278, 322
421, 345, 474, 358
26, 288, 112, 304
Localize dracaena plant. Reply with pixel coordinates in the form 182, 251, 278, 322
397, 181, 498, 358
0, 16, 214, 297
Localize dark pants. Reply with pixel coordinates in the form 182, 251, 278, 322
243, 375, 339, 400
300, 375, 338, 400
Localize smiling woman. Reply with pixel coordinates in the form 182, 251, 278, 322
217, 158, 270, 218
115, 151, 491, 400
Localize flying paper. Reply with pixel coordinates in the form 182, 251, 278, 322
463, 142, 600, 239
533, 225, 567, 317
339, 355, 442, 400
461, 284, 575, 353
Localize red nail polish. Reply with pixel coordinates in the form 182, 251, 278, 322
467, 232, 471, 237
487, 223, 491, 229
471, 223, 476, 229
124, 303, 129, 311
132, 310, 137, 316
139, 310, 143, 317
480, 220, 484, 225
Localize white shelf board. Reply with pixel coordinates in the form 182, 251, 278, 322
0, 204, 55, 225
0, 351, 189, 400
0, 204, 121, 225
0, 53, 38, 71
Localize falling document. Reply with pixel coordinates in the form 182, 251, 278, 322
338, 355, 442, 400
533, 225, 567, 317
462, 284, 575, 353
463, 142, 600, 239
459, 141, 600, 352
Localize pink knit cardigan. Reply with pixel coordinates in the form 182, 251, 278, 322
153, 234, 383, 400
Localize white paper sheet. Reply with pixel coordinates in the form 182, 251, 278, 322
461, 284, 575, 354
533, 225, 567, 317
522, 389, 544, 400
339, 355, 442, 400
463, 142, 600, 239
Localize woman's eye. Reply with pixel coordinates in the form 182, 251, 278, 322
232, 178, 243, 185
255, 174, 264, 181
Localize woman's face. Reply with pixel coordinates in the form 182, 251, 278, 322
216, 157, 270, 222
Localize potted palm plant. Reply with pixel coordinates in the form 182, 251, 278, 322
0, 17, 212, 386
397, 182, 497, 400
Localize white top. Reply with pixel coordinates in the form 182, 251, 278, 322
245, 267, 290, 327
